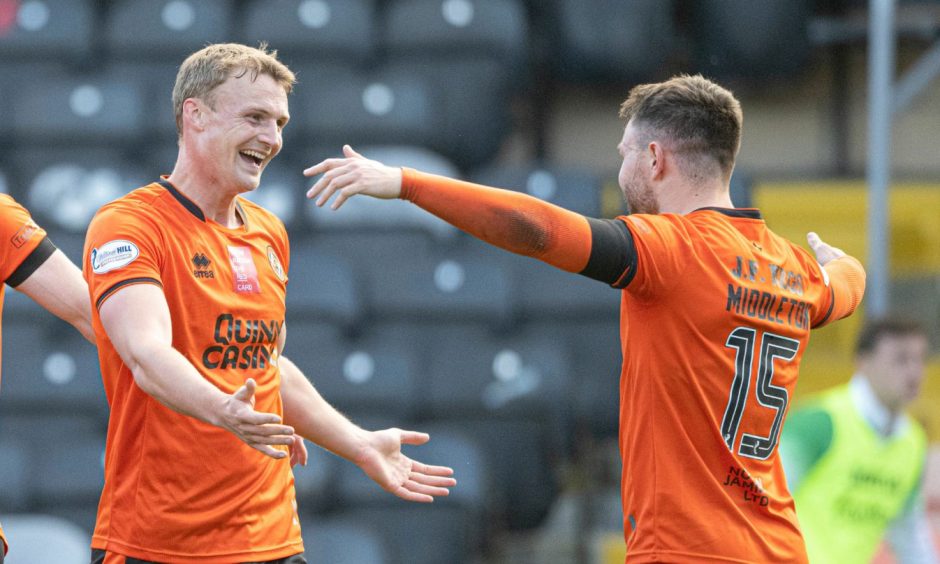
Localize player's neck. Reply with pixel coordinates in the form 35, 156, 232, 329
166, 161, 243, 228
658, 178, 733, 215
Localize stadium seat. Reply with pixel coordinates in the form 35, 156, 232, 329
0, 0, 94, 61
0, 440, 30, 511
108, 62, 189, 142
0, 413, 106, 521
565, 320, 623, 438
293, 63, 437, 152
1, 514, 90, 564
13, 148, 145, 233
104, 0, 235, 60
424, 324, 573, 425
553, 0, 677, 82
282, 245, 362, 329
471, 162, 603, 217
284, 322, 420, 420
0, 319, 106, 416
11, 68, 147, 144
421, 324, 572, 528
333, 505, 475, 564
361, 246, 514, 327
301, 516, 391, 564
510, 255, 620, 321
385, 58, 513, 170
384, 0, 529, 75
291, 441, 341, 512
242, 0, 377, 67
32, 433, 106, 507
689, 0, 813, 79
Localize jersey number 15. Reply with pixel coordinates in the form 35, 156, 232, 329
721, 327, 800, 460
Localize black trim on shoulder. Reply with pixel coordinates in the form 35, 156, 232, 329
813, 286, 836, 328
6, 236, 57, 287
158, 179, 205, 222
580, 218, 638, 288
694, 207, 763, 220
96, 277, 163, 310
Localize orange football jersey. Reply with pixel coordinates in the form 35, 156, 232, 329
0, 193, 55, 557
616, 209, 861, 562
83, 180, 302, 563
397, 169, 864, 563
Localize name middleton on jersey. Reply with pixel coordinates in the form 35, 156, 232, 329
726, 255, 813, 330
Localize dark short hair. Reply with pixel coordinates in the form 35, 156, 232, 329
619, 74, 743, 178
855, 316, 927, 356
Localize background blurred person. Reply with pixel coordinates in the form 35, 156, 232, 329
781, 316, 939, 564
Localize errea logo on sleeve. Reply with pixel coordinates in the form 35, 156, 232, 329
91, 240, 140, 274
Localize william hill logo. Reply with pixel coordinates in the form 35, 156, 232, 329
192, 252, 214, 279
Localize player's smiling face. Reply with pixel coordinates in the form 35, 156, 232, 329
196, 71, 290, 194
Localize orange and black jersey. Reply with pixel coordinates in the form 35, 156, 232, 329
0, 193, 58, 557
398, 168, 865, 563
84, 179, 301, 563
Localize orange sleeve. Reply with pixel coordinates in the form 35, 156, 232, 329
0, 194, 53, 285
812, 255, 866, 327
83, 203, 165, 311
401, 167, 593, 273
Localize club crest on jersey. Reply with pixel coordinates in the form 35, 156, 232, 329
267, 246, 285, 282
91, 240, 139, 274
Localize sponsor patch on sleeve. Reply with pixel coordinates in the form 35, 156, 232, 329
91, 240, 140, 274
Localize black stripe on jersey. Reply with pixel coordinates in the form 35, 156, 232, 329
96, 277, 163, 310
813, 286, 836, 328
695, 207, 763, 220
580, 218, 638, 289
158, 179, 205, 221
6, 236, 57, 287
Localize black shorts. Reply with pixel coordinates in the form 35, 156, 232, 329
91, 549, 306, 564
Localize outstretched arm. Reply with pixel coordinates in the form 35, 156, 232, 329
278, 331, 455, 502
99, 283, 295, 459
15, 248, 95, 343
306, 145, 610, 276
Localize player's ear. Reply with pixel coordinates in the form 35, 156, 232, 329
182, 98, 207, 133
648, 141, 666, 180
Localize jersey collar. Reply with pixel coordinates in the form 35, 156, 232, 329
694, 207, 763, 220
158, 178, 205, 221
158, 177, 249, 227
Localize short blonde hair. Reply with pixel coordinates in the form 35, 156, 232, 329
619, 74, 743, 179
172, 42, 296, 137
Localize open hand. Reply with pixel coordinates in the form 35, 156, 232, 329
355, 428, 457, 503
218, 378, 295, 460
807, 232, 846, 266
304, 145, 403, 210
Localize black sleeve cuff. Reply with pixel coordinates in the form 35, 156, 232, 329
579, 218, 638, 288
6, 236, 57, 287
